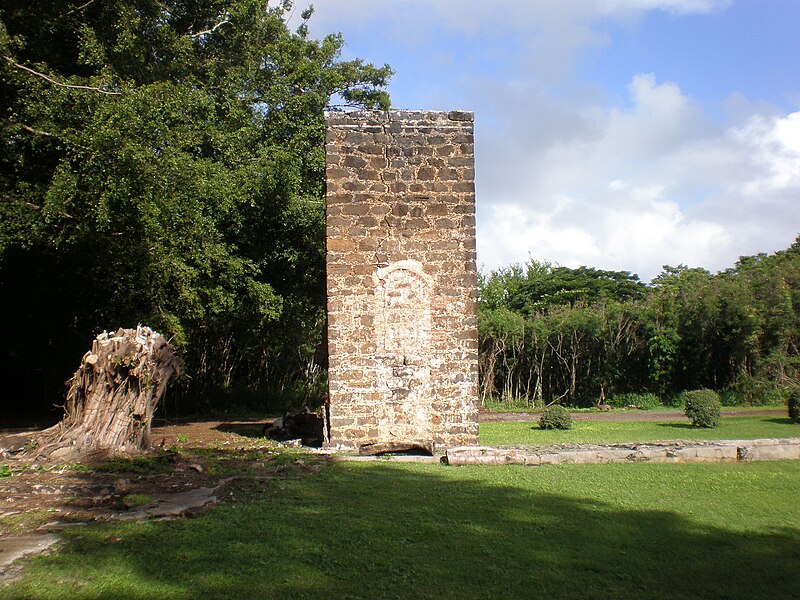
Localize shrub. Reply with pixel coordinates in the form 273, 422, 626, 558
718, 388, 744, 407
539, 405, 573, 430
789, 388, 800, 423
683, 389, 722, 428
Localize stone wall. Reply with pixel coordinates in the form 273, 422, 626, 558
324, 110, 479, 451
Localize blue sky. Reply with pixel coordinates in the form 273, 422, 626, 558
300, 0, 800, 280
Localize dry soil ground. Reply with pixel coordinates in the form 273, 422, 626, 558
0, 418, 318, 542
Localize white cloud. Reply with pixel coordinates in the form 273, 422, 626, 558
734, 111, 800, 193
477, 75, 800, 279
304, 0, 730, 34
597, 0, 730, 15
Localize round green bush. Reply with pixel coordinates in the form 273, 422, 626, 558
788, 388, 800, 423
539, 404, 573, 430
683, 389, 722, 428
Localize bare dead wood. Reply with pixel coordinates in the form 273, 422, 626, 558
3, 56, 121, 96
31, 326, 179, 461
16, 124, 55, 138
58, 0, 98, 19
190, 16, 231, 38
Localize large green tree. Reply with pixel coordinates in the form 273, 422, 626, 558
0, 0, 392, 418
478, 240, 800, 408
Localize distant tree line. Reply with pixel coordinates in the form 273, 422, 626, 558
478, 238, 800, 408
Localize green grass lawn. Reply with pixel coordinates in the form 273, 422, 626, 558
480, 415, 799, 446
5, 458, 799, 599
484, 402, 786, 413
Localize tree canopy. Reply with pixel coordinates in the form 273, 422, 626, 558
479, 241, 800, 408
0, 0, 392, 418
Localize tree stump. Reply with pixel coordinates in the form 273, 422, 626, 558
32, 326, 179, 460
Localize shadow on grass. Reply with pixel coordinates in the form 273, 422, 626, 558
655, 423, 697, 430
6, 461, 799, 600
213, 422, 270, 438
765, 418, 797, 426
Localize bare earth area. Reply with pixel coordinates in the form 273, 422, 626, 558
0, 418, 329, 580
0, 419, 282, 535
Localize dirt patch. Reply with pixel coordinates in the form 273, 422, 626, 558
0, 418, 319, 544
150, 418, 272, 446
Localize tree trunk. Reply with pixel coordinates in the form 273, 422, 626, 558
32, 326, 179, 460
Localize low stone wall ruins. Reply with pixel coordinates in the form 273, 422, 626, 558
444, 438, 800, 465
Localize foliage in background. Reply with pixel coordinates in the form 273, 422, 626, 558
0, 0, 391, 416
606, 392, 661, 410
479, 241, 800, 409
